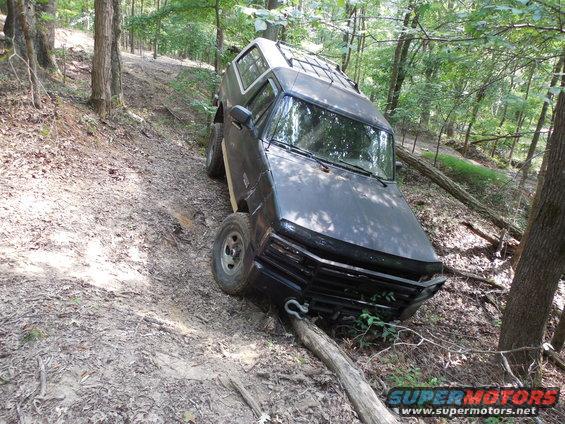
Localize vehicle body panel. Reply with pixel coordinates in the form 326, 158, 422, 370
213, 38, 445, 320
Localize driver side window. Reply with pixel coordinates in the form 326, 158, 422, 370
247, 81, 277, 126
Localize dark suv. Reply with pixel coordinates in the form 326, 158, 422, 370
206, 38, 445, 321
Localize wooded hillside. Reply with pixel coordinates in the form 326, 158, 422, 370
1, 0, 564, 423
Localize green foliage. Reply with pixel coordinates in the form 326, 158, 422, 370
423, 152, 511, 198
353, 307, 398, 348
424, 153, 509, 186
20, 328, 46, 344
389, 366, 443, 387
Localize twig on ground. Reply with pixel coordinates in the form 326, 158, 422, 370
163, 104, 185, 122
36, 356, 47, 400
443, 264, 506, 290
500, 353, 522, 387
229, 376, 270, 422
543, 345, 565, 371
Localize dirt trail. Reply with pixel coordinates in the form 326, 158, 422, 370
0, 32, 359, 423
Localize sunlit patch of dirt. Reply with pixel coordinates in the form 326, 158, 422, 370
0, 44, 360, 423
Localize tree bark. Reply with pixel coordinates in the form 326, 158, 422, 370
342, 6, 357, 73
152, 0, 160, 59
291, 317, 398, 424
111, 0, 123, 105
213, 0, 223, 74
519, 53, 564, 186
512, 73, 564, 266
492, 65, 518, 157
388, 12, 419, 119
129, 0, 135, 53
385, 9, 411, 117
91, 0, 114, 117
419, 44, 437, 129
462, 86, 486, 156
396, 145, 523, 240
552, 309, 565, 352
498, 89, 565, 379
261, 0, 281, 41
16, 0, 41, 108
4, 0, 16, 41
508, 65, 534, 163
33, 0, 58, 70
340, 2, 354, 71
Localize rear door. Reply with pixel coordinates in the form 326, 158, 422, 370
224, 46, 273, 207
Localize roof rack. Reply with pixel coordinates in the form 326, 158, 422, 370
275, 41, 360, 93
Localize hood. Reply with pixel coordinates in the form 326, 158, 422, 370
266, 147, 439, 265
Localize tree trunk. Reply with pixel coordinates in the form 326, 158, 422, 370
388, 12, 419, 118
353, 8, 366, 84
342, 7, 357, 73
492, 68, 516, 158
33, 0, 58, 70
396, 145, 523, 240
498, 89, 565, 379
213, 0, 223, 74
552, 309, 565, 352
519, 53, 564, 186
129, 0, 135, 53
513, 73, 564, 266
385, 9, 411, 117
111, 0, 123, 105
91, 0, 114, 117
340, 3, 353, 71
419, 44, 437, 129
152, 0, 160, 59
16, 0, 41, 108
4, 0, 16, 41
261, 0, 281, 41
508, 65, 535, 163
291, 317, 398, 424
462, 86, 486, 156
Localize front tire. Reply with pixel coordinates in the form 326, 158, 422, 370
206, 122, 225, 178
212, 213, 255, 295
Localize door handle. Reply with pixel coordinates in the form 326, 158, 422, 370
231, 120, 242, 130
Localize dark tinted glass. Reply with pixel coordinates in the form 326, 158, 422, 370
267, 96, 395, 180
248, 81, 277, 124
237, 47, 269, 89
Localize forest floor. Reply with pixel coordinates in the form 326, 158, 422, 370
1, 26, 563, 423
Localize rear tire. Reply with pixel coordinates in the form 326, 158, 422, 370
206, 122, 225, 178
212, 212, 255, 295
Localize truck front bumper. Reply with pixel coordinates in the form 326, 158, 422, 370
249, 233, 446, 321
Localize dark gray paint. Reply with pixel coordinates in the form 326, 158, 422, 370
265, 146, 438, 264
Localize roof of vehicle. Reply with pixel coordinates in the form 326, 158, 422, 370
252, 38, 392, 132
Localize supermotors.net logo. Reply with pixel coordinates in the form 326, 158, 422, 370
386, 387, 560, 417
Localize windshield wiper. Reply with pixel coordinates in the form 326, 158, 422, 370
267, 139, 329, 172
338, 159, 388, 187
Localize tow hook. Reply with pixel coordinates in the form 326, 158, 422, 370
284, 299, 309, 320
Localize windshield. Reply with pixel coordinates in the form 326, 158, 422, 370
266, 96, 395, 180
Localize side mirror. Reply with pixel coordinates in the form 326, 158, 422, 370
395, 161, 404, 172
230, 105, 253, 129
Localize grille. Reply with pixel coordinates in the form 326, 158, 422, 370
257, 235, 438, 316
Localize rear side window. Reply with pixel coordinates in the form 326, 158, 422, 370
248, 81, 277, 124
237, 47, 268, 90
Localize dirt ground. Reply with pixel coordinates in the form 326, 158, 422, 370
1, 27, 563, 423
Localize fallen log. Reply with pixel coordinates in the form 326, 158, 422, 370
290, 317, 398, 424
443, 264, 507, 290
396, 146, 523, 240
461, 221, 517, 255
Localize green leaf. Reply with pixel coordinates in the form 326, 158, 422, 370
254, 18, 267, 32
